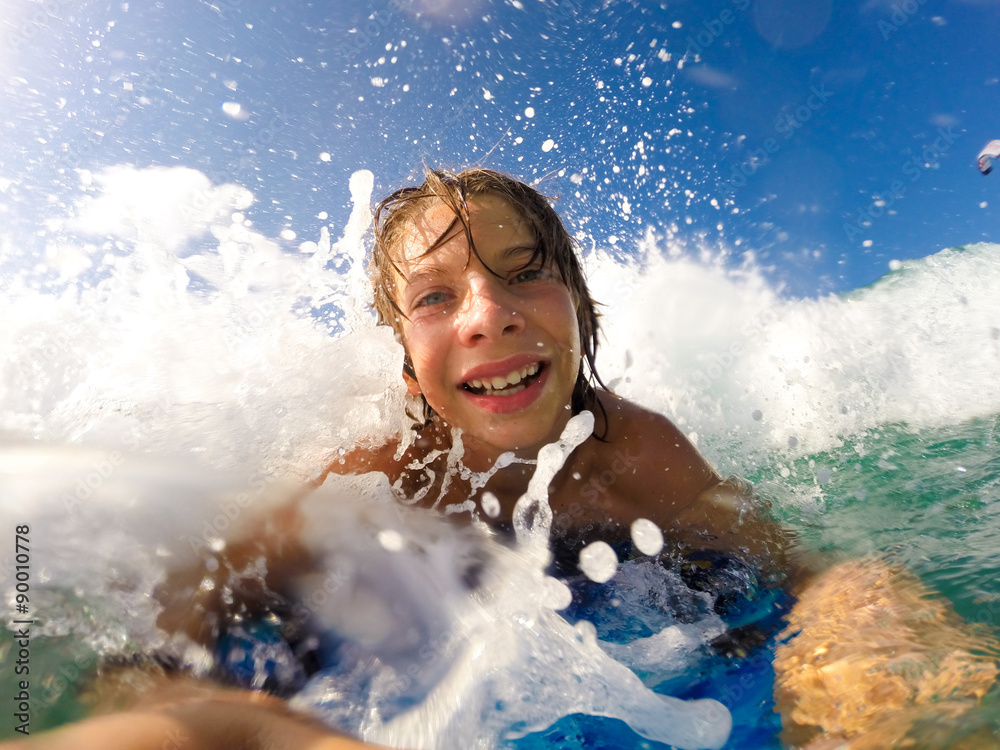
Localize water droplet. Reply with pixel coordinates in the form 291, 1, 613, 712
541, 575, 572, 610
630, 518, 664, 556
221, 101, 248, 120
377, 528, 405, 551
481, 491, 500, 518
579, 541, 618, 583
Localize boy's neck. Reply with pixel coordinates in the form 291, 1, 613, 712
482, 461, 535, 507
417, 408, 605, 522
422, 417, 549, 511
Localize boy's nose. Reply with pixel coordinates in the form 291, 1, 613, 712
458, 277, 524, 344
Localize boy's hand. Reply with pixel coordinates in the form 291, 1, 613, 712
775, 557, 1000, 748
0, 676, 380, 750
672, 479, 797, 578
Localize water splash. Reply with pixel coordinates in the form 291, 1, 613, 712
4, 163, 999, 747
0, 165, 407, 476
586, 239, 1000, 471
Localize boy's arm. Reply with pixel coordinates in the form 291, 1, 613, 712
672, 477, 812, 583
153, 490, 314, 645
19, 443, 413, 750
78, 443, 414, 750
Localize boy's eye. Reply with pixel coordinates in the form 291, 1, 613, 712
416, 290, 448, 307
513, 267, 546, 283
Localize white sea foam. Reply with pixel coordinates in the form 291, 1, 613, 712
586, 236, 1000, 472
0, 165, 407, 478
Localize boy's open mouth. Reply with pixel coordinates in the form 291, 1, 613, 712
462, 362, 544, 397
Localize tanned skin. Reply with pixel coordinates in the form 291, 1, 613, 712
318, 391, 794, 575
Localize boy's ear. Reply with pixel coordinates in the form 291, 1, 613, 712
402, 368, 422, 396
400, 349, 421, 395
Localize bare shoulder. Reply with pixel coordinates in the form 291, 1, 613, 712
314, 423, 454, 506
317, 437, 404, 483
595, 391, 719, 516
594, 392, 794, 568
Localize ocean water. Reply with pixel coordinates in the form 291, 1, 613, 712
2, 166, 1000, 748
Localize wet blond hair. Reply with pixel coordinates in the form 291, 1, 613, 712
371, 167, 607, 428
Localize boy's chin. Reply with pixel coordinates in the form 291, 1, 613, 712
466, 417, 572, 459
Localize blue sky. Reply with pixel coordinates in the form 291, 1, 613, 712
2, 0, 998, 296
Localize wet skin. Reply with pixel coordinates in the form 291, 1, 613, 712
394, 193, 583, 466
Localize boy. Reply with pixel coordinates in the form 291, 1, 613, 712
325, 167, 998, 749
3, 167, 786, 750
318, 167, 792, 572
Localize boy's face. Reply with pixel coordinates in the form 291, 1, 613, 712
394, 193, 582, 459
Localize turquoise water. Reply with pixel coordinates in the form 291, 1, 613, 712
757, 417, 1000, 626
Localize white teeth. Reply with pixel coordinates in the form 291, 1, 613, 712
494, 383, 526, 397
466, 362, 542, 395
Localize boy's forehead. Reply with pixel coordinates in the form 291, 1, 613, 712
395, 193, 528, 265
397, 199, 461, 258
